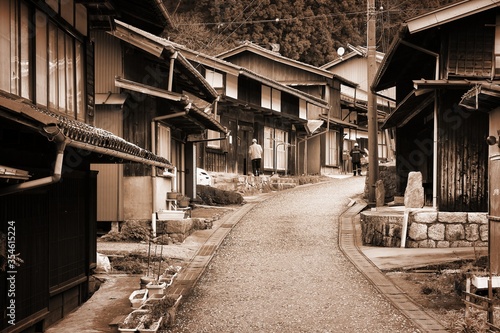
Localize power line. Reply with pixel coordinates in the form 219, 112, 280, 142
175, 9, 374, 27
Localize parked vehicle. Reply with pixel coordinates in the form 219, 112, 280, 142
197, 168, 212, 186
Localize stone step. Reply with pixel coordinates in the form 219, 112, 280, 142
270, 183, 297, 190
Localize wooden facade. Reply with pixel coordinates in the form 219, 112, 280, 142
217, 42, 358, 175
0, 1, 174, 331
374, 1, 497, 212
172, 44, 329, 177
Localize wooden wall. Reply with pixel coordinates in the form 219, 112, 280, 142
438, 91, 488, 212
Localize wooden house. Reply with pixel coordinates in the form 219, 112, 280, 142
182, 51, 330, 176
217, 42, 360, 175
92, 18, 227, 224
0, 0, 173, 331
114, 27, 331, 177
372, 0, 499, 211
321, 45, 396, 167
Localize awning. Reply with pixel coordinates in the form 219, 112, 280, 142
95, 93, 128, 105
115, 77, 227, 134
111, 20, 219, 103
460, 83, 500, 112
305, 120, 324, 135
0, 92, 173, 168
382, 90, 434, 129
318, 114, 358, 129
219, 95, 307, 126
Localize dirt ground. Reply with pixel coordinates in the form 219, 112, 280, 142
385, 258, 500, 332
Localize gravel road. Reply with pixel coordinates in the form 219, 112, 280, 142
168, 177, 421, 333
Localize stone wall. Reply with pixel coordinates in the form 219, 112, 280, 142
363, 163, 398, 203
360, 209, 488, 248
407, 211, 488, 248
156, 218, 212, 243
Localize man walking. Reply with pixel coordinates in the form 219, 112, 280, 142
248, 138, 263, 176
350, 143, 364, 176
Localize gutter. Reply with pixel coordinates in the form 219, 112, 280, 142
0, 125, 67, 196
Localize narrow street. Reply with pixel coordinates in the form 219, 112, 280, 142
169, 177, 421, 333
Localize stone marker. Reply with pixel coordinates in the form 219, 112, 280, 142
404, 171, 424, 208
375, 179, 385, 207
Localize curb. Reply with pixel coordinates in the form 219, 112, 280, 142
338, 202, 448, 333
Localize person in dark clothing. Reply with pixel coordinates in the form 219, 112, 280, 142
350, 143, 365, 176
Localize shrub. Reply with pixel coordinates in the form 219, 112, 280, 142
120, 220, 151, 241
197, 185, 243, 205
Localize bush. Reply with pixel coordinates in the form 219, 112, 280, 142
197, 185, 243, 205
120, 220, 151, 241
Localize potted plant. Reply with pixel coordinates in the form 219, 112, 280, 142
177, 195, 190, 208
137, 314, 163, 333
145, 280, 167, 295
159, 265, 181, 285
145, 295, 182, 329
118, 309, 148, 332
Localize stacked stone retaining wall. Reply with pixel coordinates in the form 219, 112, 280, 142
360, 209, 488, 248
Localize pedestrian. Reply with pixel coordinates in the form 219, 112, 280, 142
350, 143, 365, 176
248, 138, 263, 176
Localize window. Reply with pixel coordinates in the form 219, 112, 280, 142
42, 18, 85, 119
378, 131, 387, 161
261, 85, 281, 111
157, 124, 171, 161
0, 1, 85, 120
264, 127, 273, 169
263, 127, 288, 171
0, 0, 31, 99
325, 131, 338, 166
275, 128, 287, 170
207, 115, 221, 148
205, 69, 223, 88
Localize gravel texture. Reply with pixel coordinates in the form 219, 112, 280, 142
168, 177, 421, 333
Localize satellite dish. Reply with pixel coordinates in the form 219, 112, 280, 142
337, 47, 345, 57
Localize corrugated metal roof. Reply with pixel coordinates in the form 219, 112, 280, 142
217, 41, 338, 79
406, 0, 500, 34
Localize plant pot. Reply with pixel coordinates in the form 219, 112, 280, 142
178, 199, 190, 208
129, 289, 148, 309
140, 276, 155, 289
166, 192, 178, 199
158, 272, 177, 286
118, 309, 148, 332
146, 281, 167, 295
156, 210, 185, 220
148, 293, 165, 301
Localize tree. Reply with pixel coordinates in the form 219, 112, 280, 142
164, 0, 463, 65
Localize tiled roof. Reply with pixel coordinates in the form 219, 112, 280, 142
0, 92, 172, 168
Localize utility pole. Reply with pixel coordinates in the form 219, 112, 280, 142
367, 0, 378, 205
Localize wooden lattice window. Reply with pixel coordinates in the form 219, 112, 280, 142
447, 20, 494, 78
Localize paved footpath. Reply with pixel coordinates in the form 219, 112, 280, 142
168, 177, 435, 333
46, 176, 449, 333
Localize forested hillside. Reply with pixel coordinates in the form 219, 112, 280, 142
163, 0, 463, 66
